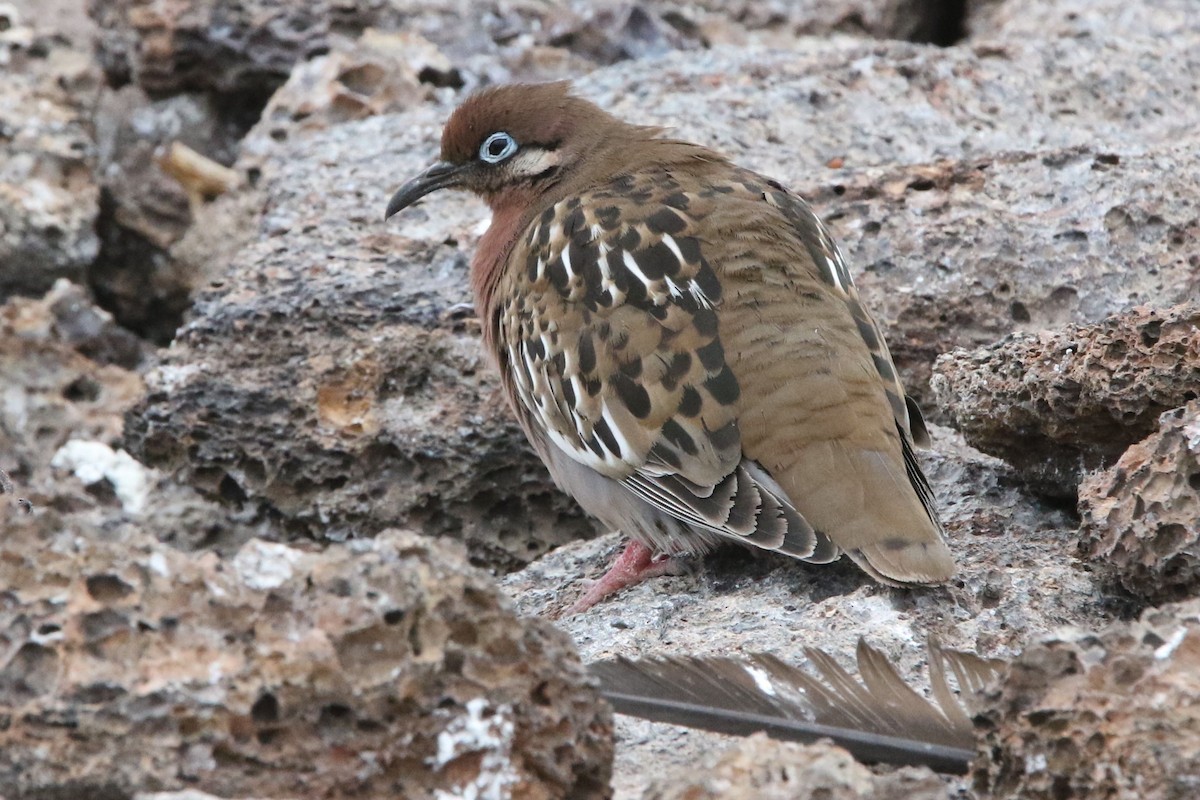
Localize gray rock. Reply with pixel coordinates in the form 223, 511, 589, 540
0, 281, 256, 552
87, 0, 954, 103
931, 303, 1200, 496
643, 735, 948, 800
968, 0, 1198, 41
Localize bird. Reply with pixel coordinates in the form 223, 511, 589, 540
385, 82, 954, 612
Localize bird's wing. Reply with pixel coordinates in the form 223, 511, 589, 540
761, 183, 932, 449
715, 176, 950, 583
498, 179, 830, 559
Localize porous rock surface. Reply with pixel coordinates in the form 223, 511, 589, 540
503, 423, 1101, 798
0, 528, 612, 799
973, 599, 1200, 800
1, 279, 146, 483
0, 281, 259, 554
642, 735, 948, 800
1078, 399, 1200, 604
931, 303, 1200, 495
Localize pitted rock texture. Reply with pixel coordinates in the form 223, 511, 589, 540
0, 528, 613, 800
0, 280, 261, 553
0, 3, 101, 299
88, 0, 347, 97
1, 280, 146, 482
972, 599, 1200, 800
240, 29, 432, 160
931, 303, 1200, 496
1079, 400, 1200, 604
968, 0, 1199, 41
87, 0, 950, 102
643, 735, 948, 800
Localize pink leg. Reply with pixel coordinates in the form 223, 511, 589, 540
564, 540, 681, 615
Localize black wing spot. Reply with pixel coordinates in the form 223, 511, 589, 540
647, 208, 687, 235
618, 228, 641, 252
705, 366, 741, 405
696, 339, 725, 371
692, 260, 722, 303
871, 352, 897, 382
577, 332, 597, 373
665, 351, 693, 386
648, 441, 683, 470
635, 241, 679, 280
593, 416, 623, 456
613, 372, 653, 418
678, 385, 702, 417
661, 419, 698, 456
854, 314, 880, 350
709, 420, 739, 450
596, 205, 621, 229
693, 307, 719, 338
545, 256, 569, 293
663, 192, 690, 210
618, 357, 643, 378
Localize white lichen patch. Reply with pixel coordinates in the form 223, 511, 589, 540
433, 697, 518, 800
50, 439, 156, 514
150, 362, 203, 394
1184, 419, 1200, 452
1154, 626, 1188, 661
232, 539, 307, 591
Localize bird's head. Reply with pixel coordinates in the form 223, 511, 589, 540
385, 82, 647, 219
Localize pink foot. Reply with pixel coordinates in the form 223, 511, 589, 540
564, 540, 681, 615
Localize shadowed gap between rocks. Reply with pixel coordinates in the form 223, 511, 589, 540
87, 84, 277, 344
909, 0, 968, 46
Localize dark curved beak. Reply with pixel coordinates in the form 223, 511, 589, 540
384, 161, 466, 220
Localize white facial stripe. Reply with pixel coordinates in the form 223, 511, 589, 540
505, 148, 562, 179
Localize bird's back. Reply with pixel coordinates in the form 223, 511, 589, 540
692, 166, 953, 583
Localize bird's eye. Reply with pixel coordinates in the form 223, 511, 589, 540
479, 131, 518, 164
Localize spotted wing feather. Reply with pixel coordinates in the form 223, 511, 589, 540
500, 175, 826, 559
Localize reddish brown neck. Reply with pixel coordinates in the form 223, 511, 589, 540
471, 187, 537, 351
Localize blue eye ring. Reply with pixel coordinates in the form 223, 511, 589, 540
479, 131, 518, 164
